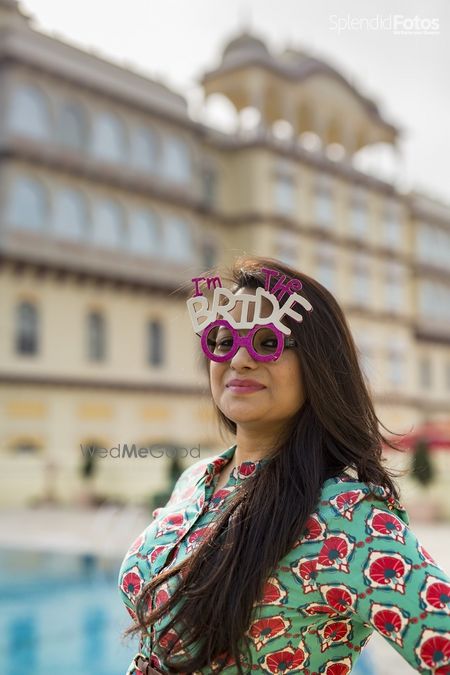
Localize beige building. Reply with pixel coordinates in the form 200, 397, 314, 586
0, 1, 449, 508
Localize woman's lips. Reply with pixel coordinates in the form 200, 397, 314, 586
225, 380, 266, 395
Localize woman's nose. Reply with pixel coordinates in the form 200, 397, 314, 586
229, 344, 257, 368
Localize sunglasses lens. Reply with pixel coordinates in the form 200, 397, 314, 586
252, 326, 281, 356
204, 325, 235, 359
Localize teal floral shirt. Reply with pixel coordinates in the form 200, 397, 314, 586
118, 444, 450, 674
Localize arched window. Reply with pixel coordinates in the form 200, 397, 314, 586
162, 135, 191, 183
54, 188, 88, 240
7, 176, 48, 231
92, 199, 125, 248
15, 301, 39, 355
131, 127, 158, 171
128, 209, 161, 254
91, 112, 127, 163
147, 319, 164, 366
59, 103, 87, 150
87, 311, 106, 361
164, 216, 193, 261
7, 84, 50, 140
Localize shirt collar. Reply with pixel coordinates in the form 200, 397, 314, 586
205, 444, 270, 481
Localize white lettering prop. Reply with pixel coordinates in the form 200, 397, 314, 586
187, 286, 313, 336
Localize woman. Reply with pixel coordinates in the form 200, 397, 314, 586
118, 256, 450, 674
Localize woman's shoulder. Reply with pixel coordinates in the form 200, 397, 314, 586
317, 471, 410, 527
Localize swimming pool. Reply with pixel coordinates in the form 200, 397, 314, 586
0, 547, 137, 675
1, 546, 376, 674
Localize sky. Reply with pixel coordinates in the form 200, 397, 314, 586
21, 0, 450, 204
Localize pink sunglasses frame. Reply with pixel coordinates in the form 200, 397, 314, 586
200, 319, 297, 363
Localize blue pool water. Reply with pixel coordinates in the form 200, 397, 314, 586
1, 546, 377, 674
0, 547, 137, 675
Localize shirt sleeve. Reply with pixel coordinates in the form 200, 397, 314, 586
316, 494, 450, 674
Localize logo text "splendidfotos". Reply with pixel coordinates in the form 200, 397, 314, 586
329, 14, 440, 35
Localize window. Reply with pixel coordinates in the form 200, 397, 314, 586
315, 174, 334, 228
202, 165, 217, 208
131, 127, 158, 171
92, 199, 125, 248
54, 188, 88, 240
59, 103, 87, 150
162, 136, 191, 183
316, 243, 337, 292
7, 176, 48, 231
436, 228, 450, 269
384, 262, 405, 313
415, 223, 450, 269
352, 255, 371, 305
418, 280, 434, 319
416, 223, 433, 264
277, 230, 299, 267
87, 311, 106, 362
419, 356, 432, 389
274, 173, 296, 216
436, 284, 450, 323
418, 281, 450, 323
316, 259, 336, 292
7, 84, 50, 140
354, 333, 376, 382
147, 320, 164, 366
201, 239, 216, 270
383, 199, 402, 249
350, 186, 368, 239
91, 112, 127, 163
128, 209, 161, 254
15, 301, 39, 355
164, 216, 193, 261
387, 349, 405, 387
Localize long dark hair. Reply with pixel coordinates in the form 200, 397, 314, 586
123, 255, 406, 673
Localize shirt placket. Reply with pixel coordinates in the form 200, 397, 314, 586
145, 472, 216, 666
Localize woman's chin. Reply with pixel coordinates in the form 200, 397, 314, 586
222, 403, 266, 424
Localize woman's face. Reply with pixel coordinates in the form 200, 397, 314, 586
209, 287, 306, 434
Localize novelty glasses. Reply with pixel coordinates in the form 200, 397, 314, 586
200, 320, 297, 363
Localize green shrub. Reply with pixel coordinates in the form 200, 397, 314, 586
411, 438, 435, 487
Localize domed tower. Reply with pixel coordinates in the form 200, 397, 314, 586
201, 30, 399, 160
0, 0, 31, 28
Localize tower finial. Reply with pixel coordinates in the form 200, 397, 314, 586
238, 2, 252, 32
0, 0, 31, 27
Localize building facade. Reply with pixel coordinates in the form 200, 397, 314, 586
0, 1, 449, 507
